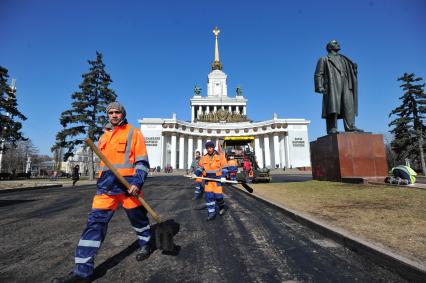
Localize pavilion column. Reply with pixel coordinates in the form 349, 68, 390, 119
228, 106, 232, 112
187, 136, 193, 169
179, 134, 185, 169
160, 133, 165, 168
206, 106, 210, 114
215, 137, 221, 152
170, 133, 177, 169
273, 133, 280, 169
197, 136, 202, 153
284, 133, 291, 168
263, 134, 271, 168
255, 136, 263, 169
280, 133, 286, 168
191, 106, 195, 122
202, 137, 207, 154
243, 106, 246, 115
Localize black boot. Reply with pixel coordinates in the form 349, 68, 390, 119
51, 272, 91, 283
206, 213, 216, 221
219, 205, 228, 216
216, 199, 227, 216
136, 245, 151, 261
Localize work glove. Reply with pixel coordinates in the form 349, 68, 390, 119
220, 177, 226, 183
221, 168, 228, 177
195, 168, 203, 177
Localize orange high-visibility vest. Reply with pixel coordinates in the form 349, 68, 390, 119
198, 152, 228, 194
199, 152, 228, 177
98, 124, 149, 177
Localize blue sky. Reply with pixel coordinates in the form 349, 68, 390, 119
1, 0, 425, 155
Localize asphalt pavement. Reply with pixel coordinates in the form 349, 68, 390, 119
0, 176, 406, 282
268, 173, 312, 183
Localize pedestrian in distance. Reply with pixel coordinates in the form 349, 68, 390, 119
53, 170, 58, 181
190, 151, 204, 200
52, 102, 151, 283
195, 141, 229, 221
71, 165, 80, 186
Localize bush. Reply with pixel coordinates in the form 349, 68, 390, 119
0, 172, 12, 180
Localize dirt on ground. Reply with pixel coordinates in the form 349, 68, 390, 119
243, 180, 426, 263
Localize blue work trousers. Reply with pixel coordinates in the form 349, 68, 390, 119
73, 206, 150, 278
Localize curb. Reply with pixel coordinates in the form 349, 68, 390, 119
232, 185, 426, 282
0, 184, 63, 194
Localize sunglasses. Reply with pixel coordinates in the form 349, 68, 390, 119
108, 111, 122, 115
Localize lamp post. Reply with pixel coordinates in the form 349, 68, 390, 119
0, 121, 6, 173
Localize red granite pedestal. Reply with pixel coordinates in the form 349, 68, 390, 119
310, 133, 388, 183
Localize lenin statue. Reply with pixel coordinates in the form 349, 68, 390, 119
314, 40, 363, 134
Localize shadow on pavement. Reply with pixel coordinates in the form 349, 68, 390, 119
91, 241, 139, 280
91, 219, 181, 280
270, 174, 312, 183
0, 199, 37, 207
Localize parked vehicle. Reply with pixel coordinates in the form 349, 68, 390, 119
221, 136, 271, 183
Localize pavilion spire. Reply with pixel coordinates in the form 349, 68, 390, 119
211, 26, 223, 70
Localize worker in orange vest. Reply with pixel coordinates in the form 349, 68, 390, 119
227, 155, 238, 181
195, 141, 229, 221
53, 102, 151, 283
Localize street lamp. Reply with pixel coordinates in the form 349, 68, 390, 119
0, 121, 6, 173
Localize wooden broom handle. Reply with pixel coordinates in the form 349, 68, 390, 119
85, 138, 161, 223
184, 175, 239, 184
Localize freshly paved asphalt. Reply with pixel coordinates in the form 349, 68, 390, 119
0, 176, 406, 282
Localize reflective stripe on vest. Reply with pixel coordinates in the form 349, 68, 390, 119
135, 154, 149, 162
135, 163, 149, 173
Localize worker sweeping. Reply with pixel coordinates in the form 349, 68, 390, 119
227, 155, 238, 181
190, 150, 204, 200
52, 102, 151, 283
195, 141, 229, 221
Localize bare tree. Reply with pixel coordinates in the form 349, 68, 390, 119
2, 139, 38, 173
